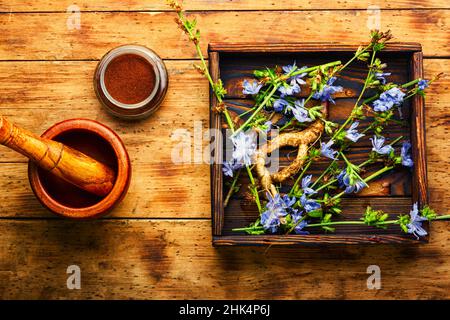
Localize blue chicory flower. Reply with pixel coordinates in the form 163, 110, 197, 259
278, 79, 301, 97
312, 77, 343, 104
301, 175, 317, 195
375, 72, 391, 85
401, 141, 414, 167
345, 121, 365, 142
372, 87, 406, 112
300, 194, 321, 213
370, 135, 393, 155
281, 195, 298, 216
285, 99, 313, 123
320, 140, 338, 159
222, 160, 242, 178
336, 169, 367, 194
260, 193, 297, 233
231, 131, 257, 166
336, 170, 346, 186
242, 79, 262, 95
282, 62, 308, 86
282, 62, 297, 75
406, 202, 428, 239
291, 213, 309, 235
260, 206, 284, 233
273, 98, 290, 112
418, 79, 429, 91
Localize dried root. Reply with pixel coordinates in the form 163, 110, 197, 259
255, 120, 324, 197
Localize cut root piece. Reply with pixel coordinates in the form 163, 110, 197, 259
255, 119, 325, 198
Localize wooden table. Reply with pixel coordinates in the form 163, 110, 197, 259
0, 0, 449, 300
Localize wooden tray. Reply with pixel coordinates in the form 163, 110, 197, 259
209, 43, 428, 246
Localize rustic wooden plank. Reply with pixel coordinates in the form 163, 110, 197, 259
210, 42, 423, 53
1, 0, 448, 12
422, 60, 449, 213
0, 10, 448, 60
0, 162, 210, 218
0, 219, 449, 299
410, 51, 428, 206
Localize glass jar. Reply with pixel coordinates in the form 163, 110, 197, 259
94, 45, 168, 120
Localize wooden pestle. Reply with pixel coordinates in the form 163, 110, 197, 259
0, 116, 115, 197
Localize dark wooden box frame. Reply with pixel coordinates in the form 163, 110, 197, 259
209, 43, 428, 246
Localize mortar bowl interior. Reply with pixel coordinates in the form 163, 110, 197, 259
28, 119, 131, 219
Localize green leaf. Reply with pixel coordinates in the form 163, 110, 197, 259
308, 209, 323, 218
421, 206, 437, 220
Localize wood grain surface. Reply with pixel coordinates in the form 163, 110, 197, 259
0, 10, 449, 60
0, 219, 449, 299
1, 0, 449, 11
0, 0, 449, 299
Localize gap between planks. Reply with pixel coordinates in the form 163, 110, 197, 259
1, 8, 450, 13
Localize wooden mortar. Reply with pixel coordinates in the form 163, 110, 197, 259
0, 116, 116, 197
26, 119, 131, 219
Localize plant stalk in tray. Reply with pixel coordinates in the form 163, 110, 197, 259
168, 2, 449, 238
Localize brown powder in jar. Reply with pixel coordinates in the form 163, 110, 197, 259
104, 53, 156, 105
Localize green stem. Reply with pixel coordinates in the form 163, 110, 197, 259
286, 215, 308, 234
314, 157, 374, 193
233, 213, 450, 233
233, 226, 265, 232
306, 220, 399, 228
289, 159, 312, 196
224, 169, 241, 207
356, 50, 377, 105
234, 61, 342, 137
311, 160, 336, 188
362, 78, 421, 105
307, 221, 366, 227
178, 11, 235, 132
401, 78, 420, 89
331, 50, 377, 140
434, 215, 450, 221
331, 165, 394, 201
315, 179, 337, 193
279, 119, 294, 131
340, 152, 352, 167
338, 44, 372, 73
303, 91, 315, 105
312, 135, 400, 194
232, 84, 279, 136
363, 165, 394, 183
285, 61, 342, 79
388, 135, 404, 147
238, 106, 258, 118
246, 165, 262, 213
